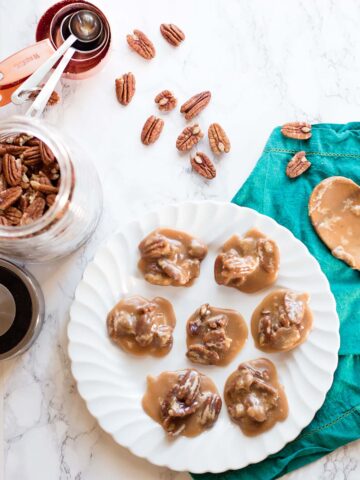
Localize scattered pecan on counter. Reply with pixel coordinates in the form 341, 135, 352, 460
126, 29, 156, 59
281, 122, 312, 140
160, 23, 185, 46
180, 91, 211, 120
115, 72, 136, 106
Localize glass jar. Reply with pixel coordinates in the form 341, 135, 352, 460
0, 115, 102, 261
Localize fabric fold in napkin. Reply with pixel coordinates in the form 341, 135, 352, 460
191, 122, 360, 480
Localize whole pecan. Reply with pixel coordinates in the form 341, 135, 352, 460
160, 23, 185, 46
141, 116, 164, 145
208, 123, 231, 154
286, 151, 311, 178
155, 90, 177, 111
281, 122, 312, 140
2, 154, 22, 186
0, 187, 22, 210
115, 72, 136, 106
191, 152, 216, 180
180, 91, 211, 120
126, 29, 155, 59
39, 141, 55, 165
176, 124, 203, 151
20, 197, 46, 225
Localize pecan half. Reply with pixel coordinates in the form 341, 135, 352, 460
135, 303, 156, 346
141, 116, 164, 145
39, 141, 55, 165
257, 239, 277, 273
203, 328, 232, 352
0, 187, 22, 210
20, 197, 45, 225
221, 250, 259, 283
0, 216, 9, 226
286, 151, 311, 178
0, 145, 27, 155
281, 122, 312, 140
139, 233, 172, 258
46, 194, 56, 207
155, 90, 177, 112
8, 134, 32, 146
180, 91, 211, 120
3, 207, 22, 225
160, 23, 185, 46
186, 344, 220, 365
197, 393, 222, 427
115, 72, 136, 106
30, 180, 58, 194
126, 29, 155, 59
157, 258, 191, 285
21, 146, 41, 165
176, 370, 201, 406
284, 291, 306, 324
153, 324, 173, 348
2, 154, 22, 186
208, 123, 231, 154
176, 124, 203, 151
29, 87, 60, 106
191, 152, 216, 180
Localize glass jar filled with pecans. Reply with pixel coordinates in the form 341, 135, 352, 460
0, 115, 102, 261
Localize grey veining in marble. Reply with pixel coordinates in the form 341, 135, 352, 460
1, 0, 360, 479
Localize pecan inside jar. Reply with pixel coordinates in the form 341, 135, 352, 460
186, 304, 247, 366
107, 295, 176, 356
138, 228, 208, 286
214, 228, 280, 293
224, 358, 288, 436
0, 134, 61, 226
142, 368, 222, 437
251, 289, 313, 352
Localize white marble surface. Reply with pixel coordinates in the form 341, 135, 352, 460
1, 0, 360, 478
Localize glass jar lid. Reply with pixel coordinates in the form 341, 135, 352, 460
0, 258, 44, 360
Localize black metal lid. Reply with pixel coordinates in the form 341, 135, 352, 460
0, 258, 44, 360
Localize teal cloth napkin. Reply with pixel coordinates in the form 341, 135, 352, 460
192, 122, 360, 480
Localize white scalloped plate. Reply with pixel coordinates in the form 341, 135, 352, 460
68, 201, 339, 473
